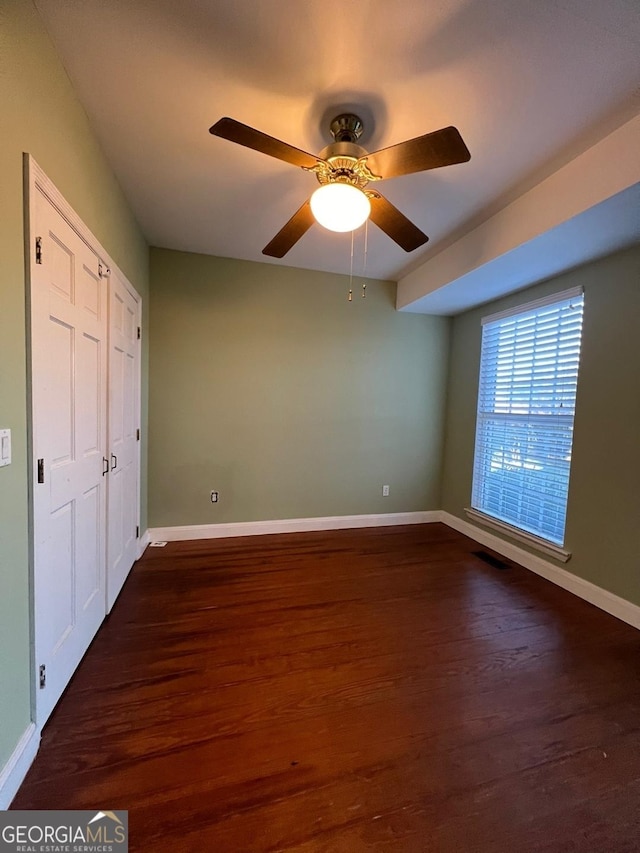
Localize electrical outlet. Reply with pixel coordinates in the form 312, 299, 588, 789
382, 485, 390, 496
210, 490, 219, 503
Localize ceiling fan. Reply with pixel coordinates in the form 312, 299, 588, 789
209, 113, 471, 258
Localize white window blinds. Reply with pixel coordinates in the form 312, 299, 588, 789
471, 287, 584, 546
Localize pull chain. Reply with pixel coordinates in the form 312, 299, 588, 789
361, 219, 368, 298
348, 229, 354, 301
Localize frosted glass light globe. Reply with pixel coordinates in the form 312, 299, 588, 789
310, 183, 371, 233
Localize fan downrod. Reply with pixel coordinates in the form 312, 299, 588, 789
329, 114, 364, 144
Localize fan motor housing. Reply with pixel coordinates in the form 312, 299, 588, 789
319, 141, 368, 162
314, 141, 380, 189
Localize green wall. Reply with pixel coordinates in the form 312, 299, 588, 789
149, 249, 449, 527
0, 0, 148, 770
441, 245, 640, 605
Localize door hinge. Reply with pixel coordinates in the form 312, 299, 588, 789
37, 458, 45, 484
136, 525, 140, 538
137, 326, 141, 340
39, 664, 46, 689
136, 428, 140, 441
35, 236, 43, 264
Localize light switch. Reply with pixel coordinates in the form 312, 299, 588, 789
0, 429, 11, 467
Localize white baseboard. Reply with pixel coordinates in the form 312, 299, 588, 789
149, 511, 440, 543
137, 528, 151, 558
0, 723, 39, 809
441, 511, 640, 631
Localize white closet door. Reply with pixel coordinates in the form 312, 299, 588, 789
107, 271, 140, 611
31, 191, 108, 725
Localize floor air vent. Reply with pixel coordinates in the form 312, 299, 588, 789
472, 550, 510, 570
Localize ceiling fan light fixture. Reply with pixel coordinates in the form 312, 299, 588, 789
310, 183, 371, 233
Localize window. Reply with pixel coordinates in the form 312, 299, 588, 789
471, 287, 584, 547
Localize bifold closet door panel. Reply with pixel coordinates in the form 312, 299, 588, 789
31, 189, 108, 725
107, 272, 140, 611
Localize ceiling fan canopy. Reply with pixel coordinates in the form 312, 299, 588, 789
209, 111, 471, 258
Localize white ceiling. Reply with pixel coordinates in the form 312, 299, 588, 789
36, 0, 640, 284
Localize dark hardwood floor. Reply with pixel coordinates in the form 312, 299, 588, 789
12, 523, 640, 851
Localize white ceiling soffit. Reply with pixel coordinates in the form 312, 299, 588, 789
398, 114, 640, 314
35, 0, 640, 289
400, 183, 640, 315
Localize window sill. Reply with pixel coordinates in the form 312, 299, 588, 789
464, 508, 572, 563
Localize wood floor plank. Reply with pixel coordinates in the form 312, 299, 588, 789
12, 523, 640, 851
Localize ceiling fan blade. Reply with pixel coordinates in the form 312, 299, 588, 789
210, 117, 322, 170
368, 193, 429, 252
362, 126, 470, 179
262, 199, 315, 258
